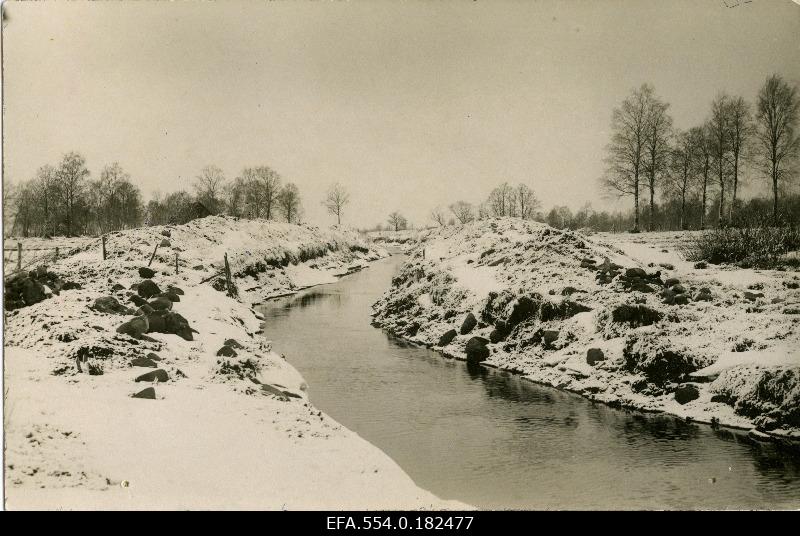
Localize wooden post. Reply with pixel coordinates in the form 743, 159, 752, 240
224, 253, 233, 297
55, 247, 59, 260
148, 242, 159, 267
175, 252, 179, 275
102, 235, 107, 260
17, 242, 22, 271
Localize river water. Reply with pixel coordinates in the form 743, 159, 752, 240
257, 255, 800, 510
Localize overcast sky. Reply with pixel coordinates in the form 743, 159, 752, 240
3, 0, 799, 228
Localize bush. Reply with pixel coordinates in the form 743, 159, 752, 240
681, 215, 800, 268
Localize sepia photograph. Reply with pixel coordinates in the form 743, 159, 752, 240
1, 0, 800, 514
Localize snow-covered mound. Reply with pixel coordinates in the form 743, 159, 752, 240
3, 217, 462, 510
372, 218, 800, 438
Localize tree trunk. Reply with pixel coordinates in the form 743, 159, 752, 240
773, 161, 779, 225
700, 172, 708, 230
649, 185, 655, 232
633, 173, 640, 232
680, 191, 686, 231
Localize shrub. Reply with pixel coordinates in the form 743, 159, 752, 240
681, 215, 800, 268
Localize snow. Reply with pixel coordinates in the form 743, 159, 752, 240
373, 218, 800, 437
4, 216, 462, 510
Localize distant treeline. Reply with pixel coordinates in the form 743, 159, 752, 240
5, 158, 354, 237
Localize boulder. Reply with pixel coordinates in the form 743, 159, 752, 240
146, 352, 163, 361
694, 261, 708, 269
135, 369, 169, 383
129, 294, 148, 307
146, 311, 196, 341
743, 291, 764, 302
674, 384, 700, 405
137, 279, 161, 299
465, 337, 490, 364
135, 304, 155, 316
542, 330, 559, 346
161, 229, 171, 237
116, 316, 149, 338
138, 267, 156, 279
90, 296, 132, 315
507, 296, 540, 327
166, 285, 184, 296
611, 304, 663, 327
437, 329, 458, 347
664, 278, 680, 288
21, 278, 46, 306
131, 357, 158, 368
111, 283, 125, 292
217, 345, 238, 357
62, 281, 82, 290
132, 387, 156, 400
224, 338, 244, 349
625, 267, 648, 279
160, 239, 171, 247
460, 313, 477, 335
149, 296, 173, 311
674, 294, 690, 305
671, 284, 687, 294
586, 348, 605, 366
489, 328, 505, 344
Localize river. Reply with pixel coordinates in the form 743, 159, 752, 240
257, 254, 800, 509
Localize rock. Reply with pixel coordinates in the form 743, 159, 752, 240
743, 291, 764, 301
129, 294, 148, 307
116, 316, 149, 338
625, 267, 648, 279
135, 304, 155, 316
586, 348, 605, 366
673, 294, 690, 305
658, 263, 675, 270
561, 286, 580, 296
132, 387, 156, 400
784, 307, 800, 315
131, 357, 158, 368
611, 304, 663, 327
217, 345, 238, 357
437, 329, 458, 346
224, 338, 244, 349
192, 265, 205, 271
146, 311, 196, 341
138, 267, 156, 278
460, 313, 477, 335
21, 278, 46, 306
542, 330, 559, 346
62, 281, 82, 290
149, 296, 173, 311
489, 328, 505, 344
135, 369, 169, 383
146, 352, 163, 361
137, 279, 161, 299
111, 283, 125, 292
161, 229, 171, 237
160, 239, 171, 247
674, 384, 700, 404
166, 285, 184, 296
694, 261, 707, 269
507, 295, 540, 327
664, 277, 680, 288
90, 296, 132, 315
157, 291, 180, 302
464, 337, 490, 364
540, 300, 592, 321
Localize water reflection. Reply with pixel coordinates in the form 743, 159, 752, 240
258, 255, 800, 509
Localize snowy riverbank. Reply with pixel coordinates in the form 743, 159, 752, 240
372, 219, 800, 443
4, 217, 461, 510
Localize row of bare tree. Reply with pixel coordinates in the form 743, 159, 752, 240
602, 74, 799, 231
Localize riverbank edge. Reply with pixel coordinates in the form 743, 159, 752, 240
3, 221, 463, 509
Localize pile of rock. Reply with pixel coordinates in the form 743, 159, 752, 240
616, 267, 662, 293
116, 268, 196, 341
3, 266, 79, 311
659, 276, 713, 305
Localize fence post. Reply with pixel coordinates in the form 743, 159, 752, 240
55, 247, 59, 260
17, 242, 22, 271
175, 252, 179, 275
224, 253, 233, 297
102, 235, 107, 260
148, 242, 159, 267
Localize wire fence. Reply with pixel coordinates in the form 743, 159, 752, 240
2, 237, 100, 278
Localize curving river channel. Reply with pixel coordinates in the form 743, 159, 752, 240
257, 254, 800, 510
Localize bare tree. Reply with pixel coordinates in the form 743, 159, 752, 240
755, 74, 800, 223
194, 165, 226, 215
252, 166, 282, 219
695, 123, 714, 229
487, 182, 516, 217
387, 211, 407, 232
34, 164, 58, 236
322, 182, 350, 225
449, 201, 475, 224
708, 94, 732, 226
643, 92, 673, 230
601, 84, 655, 232
666, 129, 698, 230
277, 182, 302, 223
430, 206, 447, 226
56, 151, 90, 236
516, 183, 540, 220
725, 96, 753, 220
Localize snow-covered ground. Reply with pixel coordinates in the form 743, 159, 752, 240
3, 216, 462, 510
372, 219, 800, 441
